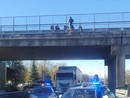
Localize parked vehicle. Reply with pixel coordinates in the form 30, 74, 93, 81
55, 66, 82, 94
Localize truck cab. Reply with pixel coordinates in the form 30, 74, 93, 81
55, 66, 82, 94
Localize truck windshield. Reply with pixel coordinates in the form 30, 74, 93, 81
56, 73, 73, 80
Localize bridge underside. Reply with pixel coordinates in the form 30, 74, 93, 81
0, 45, 111, 60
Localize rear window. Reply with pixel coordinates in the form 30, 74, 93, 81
62, 88, 96, 98
74, 89, 95, 97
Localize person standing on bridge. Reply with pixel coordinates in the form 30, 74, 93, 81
55, 24, 60, 33
50, 25, 54, 33
70, 25, 74, 33
68, 17, 74, 33
68, 17, 74, 29
64, 25, 69, 33
78, 25, 83, 32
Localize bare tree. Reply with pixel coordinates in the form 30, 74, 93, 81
125, 69, 130, 84
82, 74, 89, 82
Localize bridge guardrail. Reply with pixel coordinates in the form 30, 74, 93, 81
0, 12, 130, 33
0, 21, 130, 32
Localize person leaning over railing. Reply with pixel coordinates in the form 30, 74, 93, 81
78, 25, 83, 32
64, 25, 69, 33
50, 25, 54, 33
55, 24, 60, 33
69, 25, 74, 33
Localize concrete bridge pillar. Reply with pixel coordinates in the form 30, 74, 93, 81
107, 54, 125, 94
116, 51, 125, 88
107, 56, 116, 94
106, 45, 125, 94
0, 62, 6, 90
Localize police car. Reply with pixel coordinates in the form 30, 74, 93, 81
102, 86, 115, 98
29, 83, 57, 98
59, 82, 115, 98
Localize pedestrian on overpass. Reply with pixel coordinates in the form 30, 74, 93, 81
68, 16, 74, 29
55, 24, 60, 33
78, 25, 83, 32
64, 25, 68, 33
69, 25, 74, 33
50, 25, 54, 32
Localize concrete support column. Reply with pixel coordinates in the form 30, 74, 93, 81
0, 62, 6, 90
107, 56, 116, 94
110, 45, 126, 93
116, 53, 125, 88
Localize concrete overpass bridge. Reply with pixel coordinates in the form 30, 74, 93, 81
0, 12, 130, 94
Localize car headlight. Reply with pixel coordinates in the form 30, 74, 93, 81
103, 95, 108, 98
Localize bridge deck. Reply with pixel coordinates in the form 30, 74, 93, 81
0, 27, 130, 39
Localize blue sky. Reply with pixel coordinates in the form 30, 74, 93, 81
25, 59, 130, 78
50, 60, 130, 76
1, 0, 130, 77
50, 60, 105, 75
0, 0, 130, 17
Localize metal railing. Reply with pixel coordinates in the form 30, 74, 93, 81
0, 12, 130, 33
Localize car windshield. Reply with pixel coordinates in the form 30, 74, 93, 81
32, 87, 53, 94
56, 73, 73, 80
62, 88, 96, 98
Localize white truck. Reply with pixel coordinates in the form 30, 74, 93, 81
55, 66, 82, 94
